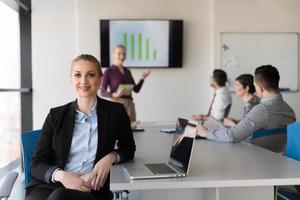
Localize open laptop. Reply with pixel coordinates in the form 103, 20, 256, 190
123, 118, 196, 179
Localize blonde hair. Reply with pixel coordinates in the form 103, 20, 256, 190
113, 44, 126, 53
71, 54, 103, 76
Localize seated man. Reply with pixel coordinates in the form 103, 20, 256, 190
192, 69, 232, 121
196, 65, 296, 142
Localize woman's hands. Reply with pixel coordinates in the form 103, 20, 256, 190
196, 125, 208, 137
88, 153, 117, 191
223, 118, 237, 127
142, 70, 151, 80
54, 171, 91, 192
112, 88, 127, 98
54, 152, 117, 192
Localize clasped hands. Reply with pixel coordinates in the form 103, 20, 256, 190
55, 153, 117, 192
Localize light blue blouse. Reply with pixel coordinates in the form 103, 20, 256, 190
64, 102, 98, 174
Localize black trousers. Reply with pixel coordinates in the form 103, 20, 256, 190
25, 183, 112, 200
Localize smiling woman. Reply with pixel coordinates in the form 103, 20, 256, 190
26, 54, 136, 200
71, 55, 103, 101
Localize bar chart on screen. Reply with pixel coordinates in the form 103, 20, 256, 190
122, 33, 157, 61
109, 20, 169, 67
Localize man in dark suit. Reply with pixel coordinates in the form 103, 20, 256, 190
26, 55, 135, 200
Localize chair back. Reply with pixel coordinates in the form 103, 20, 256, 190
223, 104, 232, 118
251, 126, 287, 153
0, 171, 18, 199
21, 130, 41, 188
286, 122, 300, 161
276, 122, 300, 199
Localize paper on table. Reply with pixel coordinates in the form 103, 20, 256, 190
160, 128, 176, 133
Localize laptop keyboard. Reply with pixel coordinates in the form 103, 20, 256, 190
145, 163, 177, 174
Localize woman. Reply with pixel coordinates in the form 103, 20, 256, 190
223, 74, 260, 127
101, 45, 151, 122
26, 54, 136, 200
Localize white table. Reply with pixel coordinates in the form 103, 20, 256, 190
110, 122, 300, 200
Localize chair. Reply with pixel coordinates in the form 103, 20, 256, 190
285, 122, 300, 160
21, 130, 128, 199
276, 122, 300, 200
251, 126, 287, 153
21, 130, 41, 188
223, 103, 232, 119
113, 190, 129, 200
0, 171, 19, 200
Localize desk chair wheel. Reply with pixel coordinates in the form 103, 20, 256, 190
113, 190, 129, 200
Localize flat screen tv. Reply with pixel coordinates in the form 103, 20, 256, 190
100, 19, 183, 68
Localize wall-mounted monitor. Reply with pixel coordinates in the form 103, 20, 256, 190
100, 19, 183, 68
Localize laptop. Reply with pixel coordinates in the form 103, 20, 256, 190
123, 118, 196, 179
160, 118, 196, 133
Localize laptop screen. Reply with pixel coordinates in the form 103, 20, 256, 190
168, 118, 196, 173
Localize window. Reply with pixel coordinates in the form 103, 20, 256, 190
0, 1, 21, 169
0, 0, 32, 171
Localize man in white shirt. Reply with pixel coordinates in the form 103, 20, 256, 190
193, 69, 232, 121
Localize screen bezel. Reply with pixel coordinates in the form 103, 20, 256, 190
168, 118, 196, 173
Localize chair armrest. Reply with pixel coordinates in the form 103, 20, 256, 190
0, 171, 19, 198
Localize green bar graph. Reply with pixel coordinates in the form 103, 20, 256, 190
123, 33, 127, 49
138, 33, 142, 59
130, 34, 135, 59
153, 49, 157, 60
122, 33, 157, 61
146, 39, 149, 60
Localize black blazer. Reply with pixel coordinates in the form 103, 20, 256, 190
30, 97, 136, 196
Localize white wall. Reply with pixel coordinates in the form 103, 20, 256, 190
32, 0, 300, 128
76, 0, 214, 122
32, 0, 78, 127
32, 0, 214, 128
214, 0, 300, 119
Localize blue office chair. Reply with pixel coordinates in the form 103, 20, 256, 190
21, 130, 128, 199
251, 126, 287, 153
21, 130, 41, 188
276, 122, 300, 200
0, 171, 19, 200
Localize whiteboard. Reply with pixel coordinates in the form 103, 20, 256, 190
221, 33, 299, 91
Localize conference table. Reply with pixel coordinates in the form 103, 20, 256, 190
110, 122, 300, 200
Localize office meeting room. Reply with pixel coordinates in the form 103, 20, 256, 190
2, 0, 300, 200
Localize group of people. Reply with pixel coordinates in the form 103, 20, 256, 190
26, 44, 296, 200
193, 66, 295, 143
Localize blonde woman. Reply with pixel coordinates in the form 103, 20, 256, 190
26, 54, 135, 200
101, 45, 150, 122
